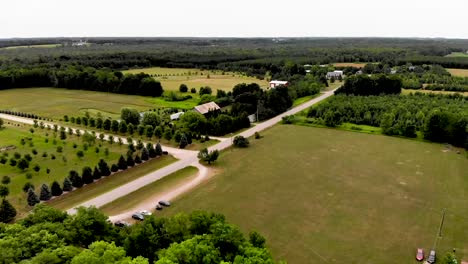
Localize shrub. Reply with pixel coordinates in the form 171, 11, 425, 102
233, 136, 249, 148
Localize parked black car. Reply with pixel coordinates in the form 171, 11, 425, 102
132, 213, 144, 221
159, 200, 171, 207
155, 204, 163, 210
115, 221, 130, 227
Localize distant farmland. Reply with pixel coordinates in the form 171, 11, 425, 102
162, 125, 468, 263
123, 67, 269, 91
448, 68, 468, 77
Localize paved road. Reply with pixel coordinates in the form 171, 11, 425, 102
1, 88, 337, 214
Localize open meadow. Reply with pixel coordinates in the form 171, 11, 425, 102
0, 88, 201, 120
332, 62, 368, 68
161, 125, 468, 263
122, 67, 269, 91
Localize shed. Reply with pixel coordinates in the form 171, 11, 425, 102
170, 112, 184, 121
269, 80, 289, 89
194, 102, 221, 115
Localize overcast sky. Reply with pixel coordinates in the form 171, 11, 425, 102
1, 0, 467, 39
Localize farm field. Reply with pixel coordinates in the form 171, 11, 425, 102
122, 67, 269, 91
445, 52, 468, 58
0, 88, 199, 120
100, 166, 198, 216
0, 122, 128, 216
0, 44, 61, 50
161, 125, 468, 263
448, 68, 468, 77
332, 62, 368, 68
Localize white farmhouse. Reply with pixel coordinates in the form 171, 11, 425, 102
326, 70, 344, 79
268, 80, 289, 89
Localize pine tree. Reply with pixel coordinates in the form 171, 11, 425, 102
27, 188, 40, 206
118, 155, 127, 170
126, 154, 135, 167
69, 170, 83, 188
111, 164, 119, 172
51, 181, 63, 196
98, 159, 111, 176
149, 145, 157, 158
39, 184, 52, 201
179, 134, 188, 149
93, 166, 101, 180
134, 154, 142, 164
141, 147, 149, 161
0, 199, 17, 223
82, 166, 93, 184
62, 177, 73, 192
155, 142, 163, 156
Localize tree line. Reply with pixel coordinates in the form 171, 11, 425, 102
0, 66, 164, 97
0, 205, 278, 263
308, 93, 468, 148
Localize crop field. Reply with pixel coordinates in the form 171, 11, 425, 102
333, 62, 368, 68
122, 67, 269, 91
161, 125, 468, 263
0, 88, 200, 120
0, 122, 129, 216
448, 68, 468, 77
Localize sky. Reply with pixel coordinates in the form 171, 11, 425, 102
1, 0, 468, 39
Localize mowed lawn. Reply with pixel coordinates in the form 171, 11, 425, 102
161, 125, 468, 263
448, 68, 468, 77
445, 52, 468, 58
123, 67, 269, 91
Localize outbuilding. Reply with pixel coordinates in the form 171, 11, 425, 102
194, 102, 221, 115
268, 80, 289, 89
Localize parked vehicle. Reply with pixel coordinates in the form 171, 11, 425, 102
416, 248, 424, 261
426, 250, 436, 264
155, 204, 163, 210
140, 210, 152, 216
132, 213, 144, 221
115, 221, 130, 227
159, 200, 171, 207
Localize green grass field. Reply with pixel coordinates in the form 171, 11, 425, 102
445, 52, 468, 58
100, 166, 198, 215
122, 67, 269, 91
48, 155, 177, 211
0, 88, 201, 120
0, 122, 129, 216
161, 125, 468, 263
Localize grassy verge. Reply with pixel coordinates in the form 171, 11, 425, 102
47, 155, 177, 210
100, 166, 198, 215
292, 94, 321, 107
161, 125, 468, 263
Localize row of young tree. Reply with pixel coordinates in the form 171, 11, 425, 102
308, 93, 468, 148
0, 109, 50, 121
0, 66, 164, 97
26, 142, 164, 207
0, 205, 278, 263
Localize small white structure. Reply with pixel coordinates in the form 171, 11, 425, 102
268, 80, 289, 89
248, 113, 257, 123
72, 40, 88, 47
326, 70, 343, 79
194, 102, 221, 115
170, 112, 184, 121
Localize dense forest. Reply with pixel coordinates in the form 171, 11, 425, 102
0, 205, 278, 263
2, 37, 468, 79
308, 93, 468, 148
